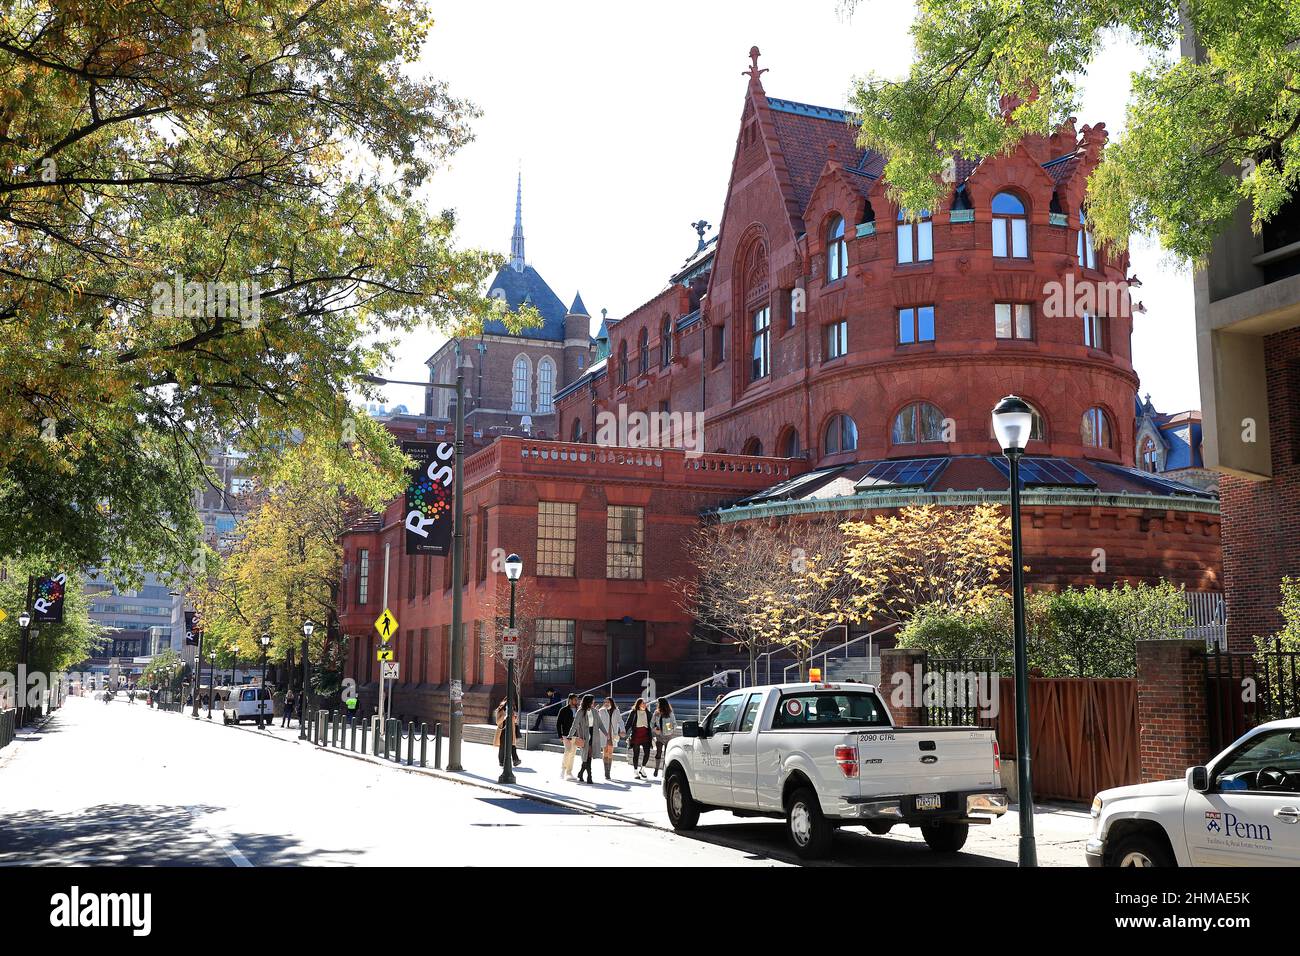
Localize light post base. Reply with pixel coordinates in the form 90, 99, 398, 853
1019, 834, 1038, 867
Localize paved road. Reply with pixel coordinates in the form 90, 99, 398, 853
0, 698, 786, 867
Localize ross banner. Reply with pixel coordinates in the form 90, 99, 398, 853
402, 440, 454, 555
33, 573, 66, 623
184, 610, 201, 646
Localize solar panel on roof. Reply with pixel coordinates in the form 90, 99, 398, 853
987, 456, 1096, 488
1095, 463, 1214, 498
739, 466, 846, 505
856, 458, 947, 489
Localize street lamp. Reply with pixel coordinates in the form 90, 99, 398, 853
992, 394, 1038, 868
498, 553, 523, 784
362, 356, 471, 770
257, 633, 271, 729
300, 620, 314, 739
207, 650, 216, 719
16, 610, 31, 726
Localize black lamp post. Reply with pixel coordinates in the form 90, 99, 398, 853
992, 394, 1038, 868
258, 633, 271, 729
207, 650, 216, 719
498, 553, 523, 784
300, 620, 314, 738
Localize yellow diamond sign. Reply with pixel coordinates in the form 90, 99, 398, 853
377, 647, 394, 662
374, 608, 398, 641
0, 608, 7, 624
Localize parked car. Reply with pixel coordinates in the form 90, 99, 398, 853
1087, 717, 1300, 866
221, 686, 275, 725
661, 681, 1007, 859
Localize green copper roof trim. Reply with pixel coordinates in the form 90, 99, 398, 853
711, 488, 1221, 523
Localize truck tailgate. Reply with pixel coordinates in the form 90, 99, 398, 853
853, 727, 1000, 797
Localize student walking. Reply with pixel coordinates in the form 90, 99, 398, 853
557, 693, 579, 780
597, 696, 625, 781
493, 699, 521, 768
626, 697, 653, 779
651, 697, 675, 778
572, 694, 597, 784
281, 690, 295, 728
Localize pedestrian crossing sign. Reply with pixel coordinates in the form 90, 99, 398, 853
377, 645, 394, 662
374, 608, 398, 640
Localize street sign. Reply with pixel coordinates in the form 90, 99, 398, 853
373, 608, 398, 641
502, 643, 518, 660
376, 645, 394, 662
382, 661, 400, 680
0, 608, 6, 624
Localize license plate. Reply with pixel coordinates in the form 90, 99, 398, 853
915, 793, 942, 811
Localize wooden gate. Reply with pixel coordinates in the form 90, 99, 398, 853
994, 678, 1139, 803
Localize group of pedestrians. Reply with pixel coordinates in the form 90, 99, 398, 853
555, 694, 675, 784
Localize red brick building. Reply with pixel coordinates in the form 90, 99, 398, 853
339, 50, 1223, 725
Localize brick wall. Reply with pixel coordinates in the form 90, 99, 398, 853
1136, 638, 1211, 782
879, 646, 927, 726
1220, 325, 1300, 651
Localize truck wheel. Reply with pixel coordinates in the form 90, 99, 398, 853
921, 821, 969, 853
1108, 832, 1173, 867
665, 770, 700, 831
786, 788, 833, 859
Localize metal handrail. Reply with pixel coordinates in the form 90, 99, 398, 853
782, 622, 900, 683
521, 668, 650, 728
660, 668, 744, 723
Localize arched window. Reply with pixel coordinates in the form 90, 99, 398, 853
1139, 436, 1159, 472
897, 209, 933, 264
892, 402, 946, 444
536, 357, 556, 414
638, 328, 649, 375
992, 192, 1028, 258
742, 437, 763, 456
660, 316, 673, 367
1077, 209, 1096, 269
571, 418, 586, 443
989, 402, 1047, 443
511, 356, 530, 412
824, 414, 858, 455
1081, 406, 1112, 449
618, 341, 628, 385
826, 215, 847, 282
779, 428, 801, 458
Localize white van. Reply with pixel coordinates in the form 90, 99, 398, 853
222, 685, 275, 725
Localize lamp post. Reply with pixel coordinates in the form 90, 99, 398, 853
992, 394, 1038, 868
190, 630, 204, 718
16, 609, 31, 725
258, 633, 271, 729
207, 650, 216, 719
499, 553, 523, 784
300, 620, 314, 738
362, 358, 471, 770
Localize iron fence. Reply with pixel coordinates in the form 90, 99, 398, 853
1206, 639, 1300, 753
921, 656, 1001, 727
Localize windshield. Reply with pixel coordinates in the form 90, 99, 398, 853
771, 691, 890, 729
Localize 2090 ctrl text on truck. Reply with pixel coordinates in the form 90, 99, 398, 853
1087, 717, 1300, 866
661, 682, 1008, 859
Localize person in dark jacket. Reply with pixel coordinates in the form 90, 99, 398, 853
556, 694, 579, 780
281, 689, 295, 728
530, 687, 560, 731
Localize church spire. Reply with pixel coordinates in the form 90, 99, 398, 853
510, 170, 525, 272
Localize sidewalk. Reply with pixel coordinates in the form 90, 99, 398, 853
165, 707, 1093, 864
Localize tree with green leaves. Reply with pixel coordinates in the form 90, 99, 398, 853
192, 413, 403, 685
0, 560, 101, 693
846, 0, 1300, 259
0, 0, 534, 580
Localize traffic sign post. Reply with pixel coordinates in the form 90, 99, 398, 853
374, 610, 398, 730
501, 626, 519, 661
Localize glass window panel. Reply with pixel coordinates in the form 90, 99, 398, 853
918, 305, 935, 341
1015, 304, 1033, 339
995, 302, 1012, 338
1011, 219, 1028, 257
536, 501, 576, 577
916, 220, 933, 261
992, 219, 1007, 258
606, 505, 644, 579
897, 222, 913, 264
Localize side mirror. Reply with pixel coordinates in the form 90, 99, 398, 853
682, 720, 700, 739
1187, 766, 1209, 792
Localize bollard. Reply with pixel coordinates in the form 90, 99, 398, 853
388, 719, 399, 761
360, 718, 368, 755
350, 717, 357, 752
406, 722, 414, 766
434, 721, 442, 770
332, 711, 341, 748
371, 716, 381, 756
419, 722, 428, 768
316, 711, 328, 746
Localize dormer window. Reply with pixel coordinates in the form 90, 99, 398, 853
826, 215, 847, 282
992, 192, 1028, 258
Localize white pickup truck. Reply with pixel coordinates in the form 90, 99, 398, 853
1087, 717, 1300, 866
661, 681, 1007, 858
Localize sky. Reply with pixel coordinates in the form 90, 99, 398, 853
369, 0, 1198, 417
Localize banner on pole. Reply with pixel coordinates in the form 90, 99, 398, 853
33, 574, 67, 623
184, 610, 201, 646
401, 441, 454, 556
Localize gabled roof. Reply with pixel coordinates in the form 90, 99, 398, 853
481, 264, 569, 341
